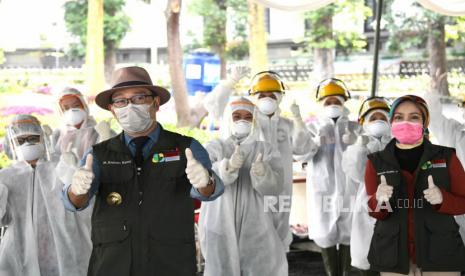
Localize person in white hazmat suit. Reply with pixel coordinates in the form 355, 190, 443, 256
423, 91, 465, 244
51, 87, 115, 159
342, 97, 391, 276
0, 114, 92, 276
199, 97, 288, 276
204, 69, 313, 249
297, 78, 359, 276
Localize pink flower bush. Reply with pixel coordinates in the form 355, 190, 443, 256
0, 106, 53, 116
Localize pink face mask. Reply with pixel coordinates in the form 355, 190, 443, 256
391, 121, 424, 144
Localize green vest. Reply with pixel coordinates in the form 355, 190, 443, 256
88, 129, 196, 276
367, 139, 465, 274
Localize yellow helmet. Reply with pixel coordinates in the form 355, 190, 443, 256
316, 78, 350, 101
248, 71, 286, 95
358, 96, 391, 124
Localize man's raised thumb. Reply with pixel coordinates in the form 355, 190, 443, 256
428, 175, 435, 189
185, 148, 195, 162
380, 175, 387, 186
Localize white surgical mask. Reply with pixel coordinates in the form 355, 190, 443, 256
114, 103, 153, 133
324, 105, 343, 119
232, 120, 252, 138
17, 143, 45, 161
64, 108, 87, 126
257, 97, 278, 115
365, 120, 390, 138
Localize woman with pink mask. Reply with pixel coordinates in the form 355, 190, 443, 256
364, 95, 465, 275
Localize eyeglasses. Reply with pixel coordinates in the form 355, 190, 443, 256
111, 94, 154, 108
16, 135, 41, 145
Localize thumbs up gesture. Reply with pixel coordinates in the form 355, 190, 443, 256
424, 175, 443, 205
251, 153, 266, 177
376, 175, 394, 203
185, 148, 210, 189
356, 134, 369, 146
342, 125, 357, 145
70, 154, 94, 195
228, 145, 244, 171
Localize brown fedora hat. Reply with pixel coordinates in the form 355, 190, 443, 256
95, 66, 171, 110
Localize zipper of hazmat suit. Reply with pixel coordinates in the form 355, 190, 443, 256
31, 168, 36, 225
234, 167, 242, 238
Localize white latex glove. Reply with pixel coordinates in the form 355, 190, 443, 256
424, 175, 443, 205
70, 154, 94, 195
356, 135, 369, 146
228, 66, 250, 84
95, 120, 113, 141
290, 101, 305, 130
185, 148, 210, 189
342, 125, 357, 145
251, 153, 266, 177
228, 145, 244, 171
376, 175, 393, 203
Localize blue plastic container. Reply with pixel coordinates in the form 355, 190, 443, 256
184, 52, 221, 95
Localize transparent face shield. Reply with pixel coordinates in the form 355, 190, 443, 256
6, 118, 50, 162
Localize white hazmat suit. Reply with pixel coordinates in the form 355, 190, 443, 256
424, 91, 465, 243
298, 106, 360, 248
203, 70, 313, 248
52, 87, 114, 160
342, 109, 392, 270
0, 114, 92, 276
200, 98, 288, 276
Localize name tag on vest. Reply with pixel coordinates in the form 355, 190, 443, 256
103, 160, 132, 165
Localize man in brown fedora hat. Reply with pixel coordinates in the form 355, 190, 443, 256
62, 66, 224, 276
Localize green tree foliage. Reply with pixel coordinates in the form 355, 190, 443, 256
304, 0, 371, 57
64, 0, 130, 58
384, 0, 465, 55
189, 0, 248, 60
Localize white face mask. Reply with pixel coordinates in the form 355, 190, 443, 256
64, 108, 87, 126
324, 105, 343, 119
257, 97, 278, 115
365, 120, 390, 138
17, 143, 45, 161
232, 120, 252, 138
114, 103, 153, 133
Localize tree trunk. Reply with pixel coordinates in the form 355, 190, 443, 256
212, 45, 227, 79
313, 14, 334, 80
247, 0, 268, 74
85, 0, 105, 96
165, 0, 191, 127
104, 42, 117, 84
428, 17, 449, 96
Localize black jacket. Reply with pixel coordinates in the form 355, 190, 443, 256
88, 129, 196, 276
367, 139, 465, 274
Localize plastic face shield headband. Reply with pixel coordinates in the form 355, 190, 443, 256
316, 78, 351, 100
248, 70, 286, 95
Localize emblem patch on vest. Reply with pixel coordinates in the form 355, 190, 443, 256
421, 159, 447, 170
152, 148, 181, 163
